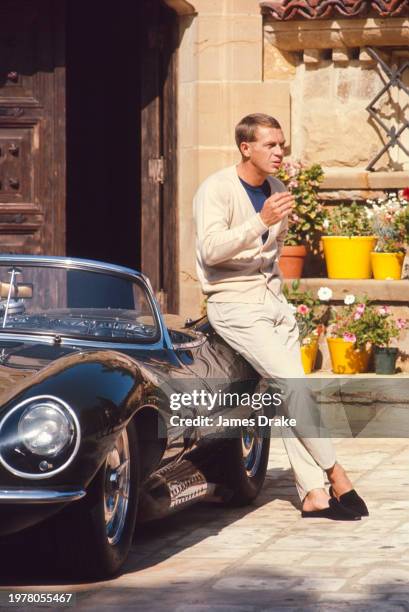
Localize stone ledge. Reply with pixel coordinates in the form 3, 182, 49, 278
263, 17, 409, 51
283, 278, 409, 302
321, 171, 409, 190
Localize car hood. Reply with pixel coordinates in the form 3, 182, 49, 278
0, 339, 82, 405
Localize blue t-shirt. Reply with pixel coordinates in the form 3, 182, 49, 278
239, 177, 270, 243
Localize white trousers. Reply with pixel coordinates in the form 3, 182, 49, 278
207, 290, 337, 501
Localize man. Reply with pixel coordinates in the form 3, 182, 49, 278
193, 113, 368, 519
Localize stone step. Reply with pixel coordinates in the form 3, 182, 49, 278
283, 278, 409, 303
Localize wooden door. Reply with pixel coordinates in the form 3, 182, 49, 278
140, 0, 179, 313
0, 0, 65, 255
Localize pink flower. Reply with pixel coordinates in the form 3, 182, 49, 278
291, 213, 299, 222
297, 304, 309, 315
396, 318, 407, 330
288, 179, 298, 189
354, 312, 362, 320
378, 306, 390, 316
343, 332, 356, 343
356, 303, 366, 314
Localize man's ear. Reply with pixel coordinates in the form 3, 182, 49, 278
240, 141, 251, 159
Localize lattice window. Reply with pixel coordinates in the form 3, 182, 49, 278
365, 46, 409, 171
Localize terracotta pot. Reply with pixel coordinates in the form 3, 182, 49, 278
279, 245, 307, 279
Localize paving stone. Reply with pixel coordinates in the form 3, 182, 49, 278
2, 437, 409, 610
357, 568, 409, 593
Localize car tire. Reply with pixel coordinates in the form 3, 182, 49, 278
221, 415, 270, 506
54, 418, 139, 579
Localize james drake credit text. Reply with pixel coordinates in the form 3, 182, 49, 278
170, 415, 296, 427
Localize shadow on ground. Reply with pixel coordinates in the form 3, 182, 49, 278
0, 467, 295, 585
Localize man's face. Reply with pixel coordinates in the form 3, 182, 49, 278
240, 126, 286, 174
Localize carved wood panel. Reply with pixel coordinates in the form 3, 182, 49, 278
0, 0, 65, 256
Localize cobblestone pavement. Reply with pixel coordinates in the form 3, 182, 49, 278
1, 436, 409, 611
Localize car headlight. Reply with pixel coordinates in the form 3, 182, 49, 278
18, 401, 73, 456
0, 395, 81, 479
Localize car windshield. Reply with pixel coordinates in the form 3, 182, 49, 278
0, 264, 159, 342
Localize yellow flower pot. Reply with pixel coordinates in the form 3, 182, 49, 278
370, 252, 405, 280
327, 337, 372, 374
322, 236, 377, 279
301, 340, 319, 374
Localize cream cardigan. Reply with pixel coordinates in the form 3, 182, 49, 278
193, 165, 288, 303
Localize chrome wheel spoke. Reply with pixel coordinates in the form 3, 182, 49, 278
104, 429, 131, 546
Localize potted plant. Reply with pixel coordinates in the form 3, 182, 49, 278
369, 306, 407, 374
365, 193, 409, 280
326, 294, 374, 374
283, 280, 328, 373
276, 161, 325, 279
322, 203, 376, 279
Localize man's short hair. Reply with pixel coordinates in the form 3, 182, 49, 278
235, 113, 282, 149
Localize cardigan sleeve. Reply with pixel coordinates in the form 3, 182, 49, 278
276, 214, 288, 259
268, 176, 288, 259
194, 179, 268, 266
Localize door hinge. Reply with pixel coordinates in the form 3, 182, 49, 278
148, 156, 166, 184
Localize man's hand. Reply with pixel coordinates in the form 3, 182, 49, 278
259, 192, 294, 227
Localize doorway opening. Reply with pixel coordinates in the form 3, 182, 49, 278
65, 0, 141, 270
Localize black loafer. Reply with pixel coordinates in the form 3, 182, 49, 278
329, 486, 369, 517
301, 497, 361, 521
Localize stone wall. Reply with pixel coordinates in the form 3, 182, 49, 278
263, 19, 409, 175
175, 4, 409, 316
177, 0, 291, 318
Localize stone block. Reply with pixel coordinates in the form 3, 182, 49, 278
332, 48, 352, 64
263, 44, 297, 81
287, 278, 409, 303
359, 48, 377, 65
197, 82, 290, 147
367, 172, 409, 189
264, 17, 409, 51
195, 0, 262, 14
178, 147, 199, 201
178, 17, 199, 83
320, 170, 409, 190
196, 15, 262, 81
300, 105, 382, 167
303, 49, 322, 64
194, 0, 223, 14
178, 83, 198, 148
197, 148, 239, 183
302, 63, 332, 99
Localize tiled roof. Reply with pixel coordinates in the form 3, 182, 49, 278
260, 0, 409, 20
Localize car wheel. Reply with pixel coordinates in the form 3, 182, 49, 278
221, 414, 270, 506
55, 418, 139, 579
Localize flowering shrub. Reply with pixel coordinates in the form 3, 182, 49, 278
327, 294, 408, 349
276, 161, 325, 246
283, 280, 328, 345
322, 202, 372, 237
364, 193, 409, 253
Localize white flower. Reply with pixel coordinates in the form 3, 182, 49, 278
322, 218, 330, 230
344, 294, 355, 305
318, 286, 333, 301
